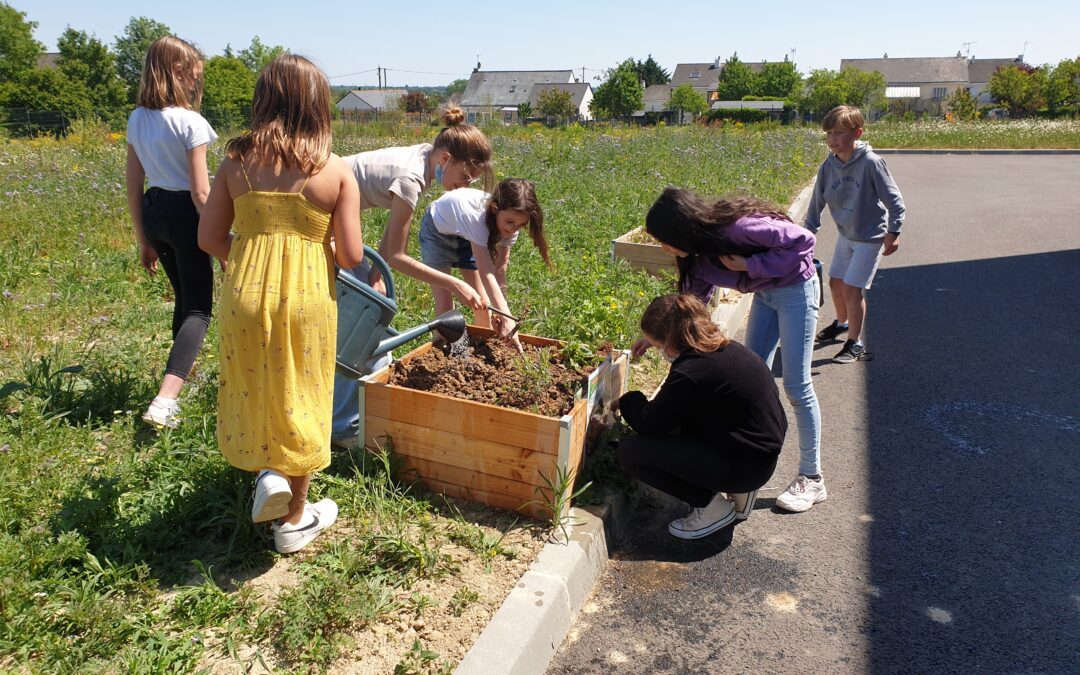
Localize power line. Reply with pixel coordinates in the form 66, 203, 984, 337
327, 68, 378, 80
329, 67, 468, 80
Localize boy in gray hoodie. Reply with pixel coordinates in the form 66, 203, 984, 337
804, 105, 906, 363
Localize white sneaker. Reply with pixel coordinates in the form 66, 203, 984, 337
251, 469, 292, 523
273, 499, 338, 554
142, 396, 180, 429
775, 475, 827, 513
668, 493, 736, 539
729, 490, 759, 521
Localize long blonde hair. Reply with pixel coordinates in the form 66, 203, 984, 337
226, 54, 332, 174
433, 104, 494, 191
136, 36, 204, 110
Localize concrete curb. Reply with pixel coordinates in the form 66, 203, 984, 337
455, 502, 618, 675
875, 148, 1080, 155
455, 179, 816, 674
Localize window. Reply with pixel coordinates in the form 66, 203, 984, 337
689, 71, 700, 80
509, 85, 516, 93
932, 87, 947, 99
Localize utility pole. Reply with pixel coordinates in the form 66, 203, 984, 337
582, 67, 585, 84
377, 66, 382, 89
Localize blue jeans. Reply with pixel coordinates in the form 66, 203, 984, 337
743, 275, 822, 476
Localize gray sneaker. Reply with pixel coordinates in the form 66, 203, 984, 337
775, 475, 827, 513
729, 490, 759, 521
668, 493, 737, 539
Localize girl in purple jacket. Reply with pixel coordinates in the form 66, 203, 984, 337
637, 187, 825, 513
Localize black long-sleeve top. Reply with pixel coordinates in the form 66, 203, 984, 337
619, 341, 787, 459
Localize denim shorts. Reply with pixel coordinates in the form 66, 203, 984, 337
418, 209, 477, 270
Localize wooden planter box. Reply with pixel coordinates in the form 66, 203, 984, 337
357, 326, 630, 520
611, 226, 677, 277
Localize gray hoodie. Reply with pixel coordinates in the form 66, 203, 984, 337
804, 141, 905, 243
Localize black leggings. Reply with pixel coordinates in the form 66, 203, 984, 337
617, 433, 778, 508
141, 188, 213, 380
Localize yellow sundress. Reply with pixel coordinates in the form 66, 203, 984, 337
217, 164, 337, 475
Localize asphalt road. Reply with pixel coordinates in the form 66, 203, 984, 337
548, 154, 1080, 674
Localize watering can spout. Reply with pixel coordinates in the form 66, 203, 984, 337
370, 310, 466, 359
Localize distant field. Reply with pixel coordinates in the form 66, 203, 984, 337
863, 119, 1080, 149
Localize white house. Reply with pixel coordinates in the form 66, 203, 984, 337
525, 82, 593, 122
336, 89, 408, 113
459, 70, 577, 124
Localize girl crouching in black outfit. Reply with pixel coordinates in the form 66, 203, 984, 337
617, 294, 787, 539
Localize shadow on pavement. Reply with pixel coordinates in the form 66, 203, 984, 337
864, 249, 1080, 672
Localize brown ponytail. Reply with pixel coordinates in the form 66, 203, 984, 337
433, 104, 494, 191
640, 294, 729, 354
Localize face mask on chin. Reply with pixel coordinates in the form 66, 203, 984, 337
661, 349, 677, 363
434, 162, 444, 183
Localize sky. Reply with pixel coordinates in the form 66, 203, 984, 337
13, 0, 1080, 88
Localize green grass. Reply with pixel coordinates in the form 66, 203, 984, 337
0, 122, 820, 671
863, 118, 1080, 149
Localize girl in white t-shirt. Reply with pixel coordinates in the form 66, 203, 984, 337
124, 36, 217, 429
419, 178, 551, 349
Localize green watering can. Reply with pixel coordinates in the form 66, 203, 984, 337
335, 246, 466, 379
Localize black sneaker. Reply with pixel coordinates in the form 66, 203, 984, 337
816, 320, 848, 343
833, 339, 867, 364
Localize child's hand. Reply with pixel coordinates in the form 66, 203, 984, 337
139, 242, 158, 276
883, 233, 900, 256
718, 254, 748, 271
452, 280, 484, 310
368, 268, 386, 296
631, 336, 651, 359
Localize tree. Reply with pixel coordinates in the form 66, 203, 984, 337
238, 35, 285, 73
1044, 57, 1080, 115
758, 59, 801, 99
57, 28, 126, 122
988, 64, 1046, 117
398, 90, 430, 113
716, 54, 757, 101
536, 87, 576, 119
839, 67, 886, 112
799, 67, 885, 117
635, 54, 670, 86
445, 78, 468, 97
202, 55, 256, 127
590, 58, 643, 120
0, 3, 43, 82
945, 87, 977, 120
114, 16, 171, 101
667, 83, 707, 122
2, 66, 91, 118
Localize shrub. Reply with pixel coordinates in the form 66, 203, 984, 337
707, 108, 770, 124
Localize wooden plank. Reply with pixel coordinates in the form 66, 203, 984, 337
366, 415, 555, 483
364, 386, 562, 450
417, 476, 550, 520
396, 454, 546, 507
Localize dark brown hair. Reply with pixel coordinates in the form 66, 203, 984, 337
226, 54, 332, 174
645, 187, 789, 292
483, 178, 551, 268
433, 104, 495, 191
640, 294, 730, 354
137, 36, 204, 110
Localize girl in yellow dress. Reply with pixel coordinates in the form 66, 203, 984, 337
199, 55, 362, 554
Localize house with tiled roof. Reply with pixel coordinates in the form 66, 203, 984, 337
842, 55, 967, 114
459, 70, 577, 124
336, 89, 408, 113
671, 57, 765, 102
967, 56, 1024, 104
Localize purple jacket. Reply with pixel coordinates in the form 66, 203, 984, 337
685, 214, 816, 298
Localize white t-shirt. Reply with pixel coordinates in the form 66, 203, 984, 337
429, 188, 519, 248
126, 106, 217, 191
344, 144, 432, 211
